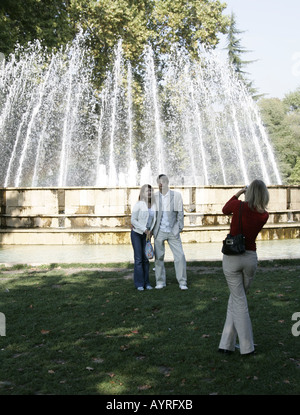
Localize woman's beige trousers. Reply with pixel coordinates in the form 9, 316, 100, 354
219, 251, 257, 354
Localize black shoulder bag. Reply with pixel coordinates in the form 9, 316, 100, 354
222, 201, 246, 255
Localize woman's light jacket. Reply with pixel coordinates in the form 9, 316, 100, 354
131, 200, 156, 235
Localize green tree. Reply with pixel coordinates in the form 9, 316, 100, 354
69, 0, 229, 84
1, 0, 229, 86
283, 87, 300, 112
150, 0, 228, 56
283, 88, 300, 184
69, 0, 154, 84
289, 157, 300, 184
0, 0, 74, 55
225, 12, 259, 98
259, 93, 300, 184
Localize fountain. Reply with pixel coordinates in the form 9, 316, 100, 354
0, 32, 282, 187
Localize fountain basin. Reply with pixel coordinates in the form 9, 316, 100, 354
1, 186, 299, 245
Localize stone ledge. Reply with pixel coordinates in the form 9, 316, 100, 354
1, 210, 299, 229
1, 221, 299, 231
0, 222, 299, 245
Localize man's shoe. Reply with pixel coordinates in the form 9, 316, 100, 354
146, 285, 153, 290
137, 287, 144, 291
242, 350, 256, 356
180, 285, 188, 290
155, 284, 165, 289
218, 348, 233, 354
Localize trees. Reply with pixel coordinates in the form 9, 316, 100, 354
0, 0, 229, 85
150, 0, 228, 55
68, 0, 229, 85
225, 12, 259, 99
226, 13, 249, 75
68, 0, 154, 84
0, 0, 74, 55
259, 89, 300, 184
283, 88, 300, 184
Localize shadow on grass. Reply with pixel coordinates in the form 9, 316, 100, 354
0, 260, 299, 395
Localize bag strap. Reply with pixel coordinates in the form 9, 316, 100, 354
238, 201, 244, 234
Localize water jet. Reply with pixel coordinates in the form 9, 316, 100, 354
0, 32, 282, 188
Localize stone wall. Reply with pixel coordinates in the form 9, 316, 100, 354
0, 185, 299, 244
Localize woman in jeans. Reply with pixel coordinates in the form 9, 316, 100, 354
131, 184, 156, 291
219, 180, 269, 355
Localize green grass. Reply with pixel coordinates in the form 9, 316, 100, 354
0, 259, 299, 395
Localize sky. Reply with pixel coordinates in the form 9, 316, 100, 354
217, 0, 300, 99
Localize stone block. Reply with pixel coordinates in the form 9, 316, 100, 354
94, 188, 127, 215
290, 187, 300, 210
268, 187, 287, 210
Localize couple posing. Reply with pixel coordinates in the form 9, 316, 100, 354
130, 174, 188, 291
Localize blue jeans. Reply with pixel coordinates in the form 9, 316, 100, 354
131, 230, 150, 288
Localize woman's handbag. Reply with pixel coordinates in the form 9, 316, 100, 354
222, 202, 246, 255
145, 239, 154, 259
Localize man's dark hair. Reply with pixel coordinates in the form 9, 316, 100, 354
157, 174, 169, 183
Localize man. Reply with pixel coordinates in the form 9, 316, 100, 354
152, 174, 188, 290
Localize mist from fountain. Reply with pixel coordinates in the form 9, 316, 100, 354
0, 32, 282, 187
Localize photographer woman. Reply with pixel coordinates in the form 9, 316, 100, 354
218, 179, 269, 355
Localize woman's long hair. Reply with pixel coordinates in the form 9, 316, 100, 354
139, 184, 153, 204
245, 180, 269, 212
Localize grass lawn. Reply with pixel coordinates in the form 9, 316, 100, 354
0, 258, 299, 395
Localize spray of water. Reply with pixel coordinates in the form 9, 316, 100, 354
0, 32, 282, 187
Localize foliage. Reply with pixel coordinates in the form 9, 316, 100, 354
259, 88, 300, 184
0, 260, 299, 395
69, 0, 154, 84
0, 0, 75, 55
225, 12, 259, 99
150, 0, 228, 55
289, 157, 300, 183
0, 0, 229, 87
284, 87, 300, 111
